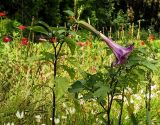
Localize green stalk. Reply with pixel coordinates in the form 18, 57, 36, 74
145, 72, 152, 125
118, 88, 124, 125
78, 21, 100, 35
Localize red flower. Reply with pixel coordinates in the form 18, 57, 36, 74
148, 34, 155, 41
50, 37, 57, 43
85, 41, 92, 47
3, 37, 11, 43
140, 41, 145, 46
0, 12, 6, 17
21, 38, 29, 45
77, 41, 86, 47
19, 25, 27, 30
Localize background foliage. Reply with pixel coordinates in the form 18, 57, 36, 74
0, 0, 159, 31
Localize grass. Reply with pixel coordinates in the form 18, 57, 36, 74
0, 37, 160, 125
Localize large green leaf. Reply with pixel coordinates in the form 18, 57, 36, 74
68, 80, 84, 93
93, 82, 110, 98
36, 21, 50, 31
55, 77, 70, 101
63, 10, 74, 16
27, 26, 49, 36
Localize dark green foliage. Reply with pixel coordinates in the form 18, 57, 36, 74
0, 0, 159, 31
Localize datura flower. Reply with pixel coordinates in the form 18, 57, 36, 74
78, 20, 134, 66
99, 33, 134, 66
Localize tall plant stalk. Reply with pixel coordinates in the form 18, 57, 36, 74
106, 67, 122, 125
52, 41, 64, 125
145, 72, 152, 125
118, 87, 125, 125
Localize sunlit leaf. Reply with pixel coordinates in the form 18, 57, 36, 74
63, 10, 74, 16
55, 77, 70, 101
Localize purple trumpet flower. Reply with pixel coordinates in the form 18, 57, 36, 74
78, 21, 134, 66
99, 33, 134, 66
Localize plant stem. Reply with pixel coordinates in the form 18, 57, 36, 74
107, 67, 122, 125
118, 88, 125, 125
52, 44, 57, 125
145, 72, 152, 125
52, 41, 64, 125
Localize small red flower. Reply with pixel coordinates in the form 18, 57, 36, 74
3, 37, 11, 43
77, 41, 85, 47
85, 41, 92, 47
148, 34, 155, 41
19, 25, 27, 30
50, 37, 57, 43
140, 41, 145, 46
0, 12, 6, 17
21, 38, 29, 45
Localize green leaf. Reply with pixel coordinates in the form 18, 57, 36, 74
27, 26, 49, 36
68, 80, 84, 93
57, 29, 66, 35
55, 77, 70, 101
63, 10, 74, 16
37, 21, 50, 30
83, 92, 93, 100
61, 65, 75, 79
131, 69, 145, 80
140, 61, 156, 71
93, 84, 110, 98
40, 52, 54, 61
65, 37, 76, 55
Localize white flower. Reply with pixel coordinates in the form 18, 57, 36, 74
151, 93, 156, 98
35, 115, 41, 123
130, 98, 134, 103
96, 118, 102, 123
133, 94, 141, 100
125, 116, 129, 120
103, 114, 107, 118
151, 84, 157, 90
140, 89, 144, 94
79, 99, 85, 105
91, 110, 96, 115
62, 103, 67, 108
55, 118, 60, 124
41, 124, 46, 125
61, 115, 67, 119
65, 110, 69, 115
16, 111, 24, 119
126, 87, 132, 93
69, 107, 76, 114
4, 123, 14, 125
50, 118, 60, 124
11, 122, 14, 125
78, 94, 83, 99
